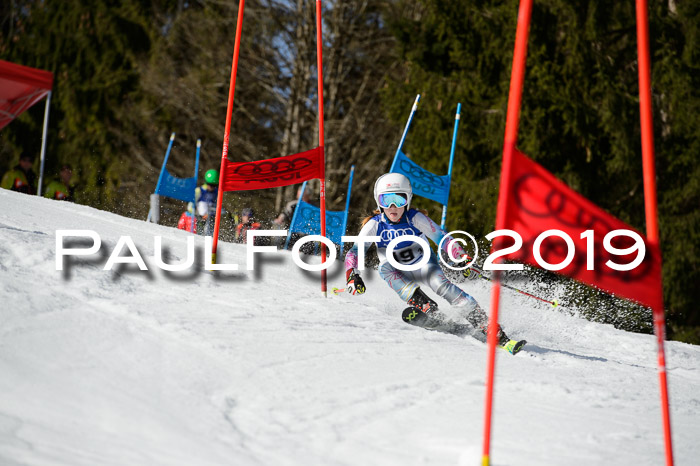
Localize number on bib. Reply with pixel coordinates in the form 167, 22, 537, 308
393, 247, 416, 264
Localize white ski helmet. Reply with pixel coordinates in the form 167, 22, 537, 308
373, 172, 413, 210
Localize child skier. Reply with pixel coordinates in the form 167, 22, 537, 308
196, 169, 220, 236
343, 173, 525, 355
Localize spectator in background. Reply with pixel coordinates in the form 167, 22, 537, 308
273, 186, 311, 228
43, 164, 75, 201
235, 207, 261, 244
272, 185, 316, 252
1, 153, 37, 195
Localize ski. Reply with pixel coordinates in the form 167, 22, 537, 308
336, 285, 527, 354
402, 307, 472, 337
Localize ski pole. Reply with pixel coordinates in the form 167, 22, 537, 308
333, 260, 558, 307
454, 252, 558, 307
334, 274, 557, 307
467, 264, 559, 307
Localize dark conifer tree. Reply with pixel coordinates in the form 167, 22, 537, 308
384, 0, 699, 342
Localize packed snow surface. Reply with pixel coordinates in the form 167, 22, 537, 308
1, 189, 698, 466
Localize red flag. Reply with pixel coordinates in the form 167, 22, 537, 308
498, 149, 662, 311
221, 147, 324, 192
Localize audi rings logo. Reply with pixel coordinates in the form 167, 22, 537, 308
412, 182, 438, 195
234, 157, 313, 183
165, 177, 189, 188
513, 173, 613, 231
326, 213, 344, 230
380, 228, 415, 242
399, 160, 446, 187
297, 206, 344, 230
510, 173, 654, 280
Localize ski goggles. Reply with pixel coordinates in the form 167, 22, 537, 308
377, 192, 408, 209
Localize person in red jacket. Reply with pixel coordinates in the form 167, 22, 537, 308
235, 208, 261, 244
177, 203, 197, 232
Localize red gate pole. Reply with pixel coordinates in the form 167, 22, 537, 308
635, 1, 673, 464
211, 0, 246, 264
316, 0, 328, 296
482, 1, 532, 465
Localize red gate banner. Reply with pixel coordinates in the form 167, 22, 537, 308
499, 148, 663, 311
221, 147, 324, 192
0, 59, 53, 131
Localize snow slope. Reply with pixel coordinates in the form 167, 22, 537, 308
0, 188, 698, 466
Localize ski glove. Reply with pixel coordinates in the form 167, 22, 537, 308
346, 271, 366, 295
462, 267, 481, 280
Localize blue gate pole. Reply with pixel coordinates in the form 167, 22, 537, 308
148, 132, 176, 222
390, 94, 421, 172
155, 132, 176, 195
284, 181, 308, 250
441, 104, 461, 230
191, 138, 201, 234
339, 165, 355, 254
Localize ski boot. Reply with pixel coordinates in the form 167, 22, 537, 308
402, 288, 470, 336
406, 287, 438, 314
465, 306, 526, 355
500, 339, 527, 355
402, 287, 438, 326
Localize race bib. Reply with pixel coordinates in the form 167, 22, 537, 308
392, 243, 424, 265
